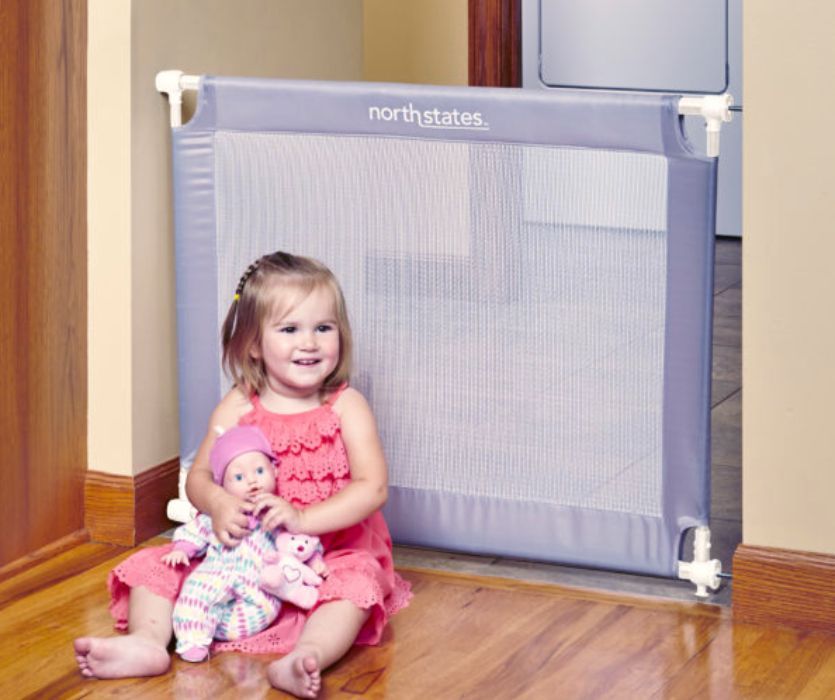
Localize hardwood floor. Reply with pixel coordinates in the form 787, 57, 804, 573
4, 535, 835, 699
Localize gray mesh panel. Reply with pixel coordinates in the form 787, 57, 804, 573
215, 132, 667, 518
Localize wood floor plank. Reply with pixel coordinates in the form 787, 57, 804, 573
794, 644, 835, 699
745, 630, 835, 699
0, 554, 120, 697
652, 624, 739, 699
383, 577, 614, 698
4, 542, 835, 699
514, 607, 719, 699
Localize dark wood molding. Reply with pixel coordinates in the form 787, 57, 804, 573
733, 544, 835, 633
0, 529, 90, 584
468, 0, 521, 87
135, 458, 181, 543
84, 459, 179, 547
84, 471, 134, 546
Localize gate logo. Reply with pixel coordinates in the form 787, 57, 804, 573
368, 102, 489, 131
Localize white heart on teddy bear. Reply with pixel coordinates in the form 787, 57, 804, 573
282, 565, 301, 583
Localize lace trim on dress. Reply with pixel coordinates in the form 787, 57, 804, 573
278, 448, 350, 482
108, 543, 187, 630
317, 559, 413, 616
241, 408, 341, 456
279, 477, 351, 507
213, 619, 298, 655
239, 401, 351, 499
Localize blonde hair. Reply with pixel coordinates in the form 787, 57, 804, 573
221, 251, 352, 397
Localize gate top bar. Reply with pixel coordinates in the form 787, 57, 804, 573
155, 70, 732, 156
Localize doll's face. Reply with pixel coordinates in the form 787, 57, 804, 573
222, 450, 276, 500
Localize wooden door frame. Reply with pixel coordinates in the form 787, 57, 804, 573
468, 0, 521, 87
0, 0, 88, 574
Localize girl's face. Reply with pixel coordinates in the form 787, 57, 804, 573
254, 285, 341, 399
222, 450, 276, 500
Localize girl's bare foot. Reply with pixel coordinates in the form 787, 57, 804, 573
73, 635, 170, 679
267, 649, 322, 698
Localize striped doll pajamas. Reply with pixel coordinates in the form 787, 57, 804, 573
170, 514, 282, 653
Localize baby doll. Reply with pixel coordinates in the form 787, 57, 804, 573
161, 424, 292, 662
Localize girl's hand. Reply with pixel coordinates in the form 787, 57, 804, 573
209, 490, 255, 547
311, 559, 330, 578
161, 550, 190, 567
251, 493, 304, 533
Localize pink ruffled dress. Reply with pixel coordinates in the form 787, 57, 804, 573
108, 385, 412, 654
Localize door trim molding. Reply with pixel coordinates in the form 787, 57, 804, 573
469, 0, 521, 87
0, 529, 90, 583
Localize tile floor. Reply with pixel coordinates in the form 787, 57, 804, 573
393, 236, 743, 606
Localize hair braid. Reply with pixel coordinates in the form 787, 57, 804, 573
234, 259, 261, 300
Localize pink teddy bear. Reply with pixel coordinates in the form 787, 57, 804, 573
260, 532, 328, 610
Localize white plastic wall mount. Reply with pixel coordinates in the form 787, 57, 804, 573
677, 526, 722, 598
678, 94, 733, 157
155, 70, 201, 127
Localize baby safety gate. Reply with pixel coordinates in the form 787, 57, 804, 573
158, 72, 730, 596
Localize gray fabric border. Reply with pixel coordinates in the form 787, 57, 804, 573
187, 76, 699, 157
662, 154, 717, 547
384, 487, 674, 576
172, 128, 221, 461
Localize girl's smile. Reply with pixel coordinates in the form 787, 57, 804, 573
254, 286, 341, 401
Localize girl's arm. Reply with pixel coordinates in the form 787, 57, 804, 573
294, 387, 389, 535
185, 387, 254, 547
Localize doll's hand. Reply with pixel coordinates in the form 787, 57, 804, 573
161, 550, 190, 567
251, 493, 304, 533
209, 489, 255, 547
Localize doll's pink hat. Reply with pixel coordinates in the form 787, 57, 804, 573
209, 425, 276, 484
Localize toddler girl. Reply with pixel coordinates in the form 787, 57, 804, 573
74, 251, 412, 698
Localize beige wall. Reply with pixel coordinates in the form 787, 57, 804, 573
88, 0, 134, 476
363, 0, 467, 85
88, 0, 363, 476
743, 5, 835, 553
